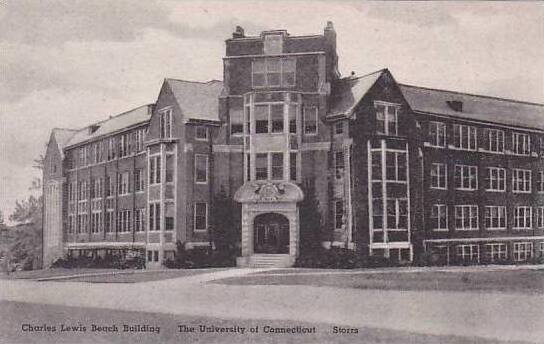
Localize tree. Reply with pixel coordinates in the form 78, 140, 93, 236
298, 179, 323, 254
209, 185, 241, 253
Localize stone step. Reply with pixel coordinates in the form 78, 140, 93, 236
248, 254, 293, 268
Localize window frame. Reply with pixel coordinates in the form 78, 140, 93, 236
454, 205, 479, 230
159, 108, 172, 139
485, 167, 506, 192
512, 132, 531, 156
431, 204, 448, 231
484, 205, 507, 230
194, 202, 208, 232
485, 128, 505, 153
514, 206, 532, 230
513, 242, 533, 262
452, 124, 477, 151
512, 168, 532, 193
194, 154, 209, 184
375, 101, 399, 136
454, 165, 478, 191
195, 126, 208, 141
334, 200, 344, 230
303, 106, 318, 135
430, 163, 447, 189
428, 121, 446, 147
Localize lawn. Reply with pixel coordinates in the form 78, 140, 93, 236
0, 268, 227, 283
216, 268, 544, 294
0, 301, 527, 344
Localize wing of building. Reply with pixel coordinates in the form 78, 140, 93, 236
42, 22, 544, 269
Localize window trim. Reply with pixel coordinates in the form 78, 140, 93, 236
158, 107, 172, 139
195, 126, 208, 141
303, 106, 318, 135
194, 154, 209, 184
512, 132, 531, 156
375, 101, 400, 136
334, 200, 344, 230
194, 202, 208, 232
452, 124, 477, 151
485, 167, 506, 192
484, 205, 507, 230
454, 165, 478, 191
430, 163, 447, 190
512, 168, 532, 194
428, 121, 447, 148
513, 206, 532, 230
454, 205, 479, 231
431, 204, 448, 231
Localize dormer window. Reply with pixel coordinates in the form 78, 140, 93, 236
195, 126, 208, 141
447, 100, 463, 112
263, 34, 283, 55
159, 108, 172, 139
375, 101, 399, 136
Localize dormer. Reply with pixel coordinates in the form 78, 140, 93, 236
447, 100, 463, 112
261, 30, 288, 55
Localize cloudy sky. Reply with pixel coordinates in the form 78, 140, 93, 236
0, 0, 542, 221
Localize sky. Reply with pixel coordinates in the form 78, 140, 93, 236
0, 0, 542, 222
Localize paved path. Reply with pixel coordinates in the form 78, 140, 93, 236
1, 268, 543, 343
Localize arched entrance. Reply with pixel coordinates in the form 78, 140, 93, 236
254, 213, 289, 254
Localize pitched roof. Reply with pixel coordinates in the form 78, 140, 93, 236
327, 69, 386, 118
165, 79, 224, 122
51, 128, 78, 158
64, 104, 153, 148
398, 84, 544, 130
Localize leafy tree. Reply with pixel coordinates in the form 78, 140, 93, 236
209, 185, 241, 253
298, 179, 323, 254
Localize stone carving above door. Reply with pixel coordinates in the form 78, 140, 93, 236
234, 181, 304, 204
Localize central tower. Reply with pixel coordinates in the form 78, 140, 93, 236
220, 23, 339, 266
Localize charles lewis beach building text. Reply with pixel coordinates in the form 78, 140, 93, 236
43, 23, 544, 268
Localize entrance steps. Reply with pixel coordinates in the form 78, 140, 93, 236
238, 254, 294, 268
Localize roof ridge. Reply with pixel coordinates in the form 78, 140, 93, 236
339, 68, 387, 82
399, 83, 543, 107
166, 78, 223, 85
78, 103, 153, 131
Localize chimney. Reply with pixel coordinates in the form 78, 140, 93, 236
324, 21, 339, 80
232, 26, 245, 39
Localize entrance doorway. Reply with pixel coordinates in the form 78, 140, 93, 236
254, 213, 289, 254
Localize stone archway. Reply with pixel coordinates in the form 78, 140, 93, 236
253, 213, 289, 254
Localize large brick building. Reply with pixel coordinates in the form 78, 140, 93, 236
43, 23, 544, 268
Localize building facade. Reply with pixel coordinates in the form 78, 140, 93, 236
43, 23, 544, 268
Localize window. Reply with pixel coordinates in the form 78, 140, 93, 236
194, 203, 207, 231
79, 147, 86, 167
335, 122, 344, 135
514, 206, 532, 229
78, 180, 88, 200
289, 152, 297, 181
92, 142, 102, 164
159, 108, 172, 139
105, 176, 115, 197
375, 102, 399, 136
116, 210, 131, 233
230, 109, 244, 136
107, 137, 116, 161
165, 154, 174, 183
90, 212, 102, 233
512, 169, 531, 193
485, 243, 507, 262
385, 151, 407, 182
149, 156, 161, 185
252, 57, 296, 87
288, 104, 297, 134
430, 163, 447, 189
453, 124, 477, 150
303, 106, 318, 135
455, 205, 479, 230
134, 169, 144, 192
512, 132, 530, 155
91, 178, 102, 199
254, 103, 285, 134
537, 207, 544, 229
134, 208, 145, 232
195, 154, 208, 184
105, 210, 114, 233
117, 172, 130, 195
428, 121, 446, 147
119, 133, 130, 158
271, 153, 283, 180
484, 206, 506, 229
165, 203, 174, 231
270, 104, 284, 133
149, 203, 160, 231
263, 33, 283, 55
537, 172, 544, 192
485, 167, 506, 192
135, 128, 145, 152
456, 244, 479, 263
431, 204, 448, 231
334, 200, 344, 229
484, 129, 504, 152
77, 214, 88, 234
513, 242, 533, 262
195, 126, 208, 140
454, 165, 478, 190
386, 199, 408, 230
255, 153, 268, 180
334, 151, 344, 179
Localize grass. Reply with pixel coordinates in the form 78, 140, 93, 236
0, 301, 528, 344
217, 268, 544, 294
0, 267, 227, 283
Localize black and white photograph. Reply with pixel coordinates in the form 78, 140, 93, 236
0, 1, 543, 343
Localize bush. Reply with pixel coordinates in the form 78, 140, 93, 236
165, 241, 237, 269
295, 247, 360, 269
51, 251, 145, 270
